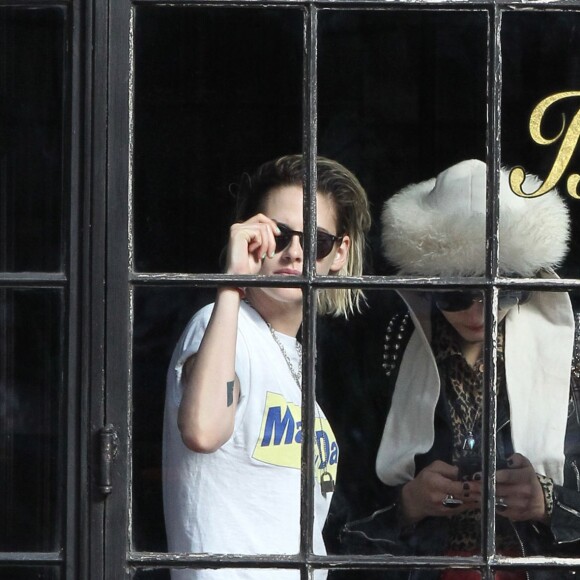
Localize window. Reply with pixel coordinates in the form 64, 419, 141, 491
124, 3, 580, 578
2, 1, 580, 579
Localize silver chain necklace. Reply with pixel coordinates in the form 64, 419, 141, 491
267, 323, 302, 388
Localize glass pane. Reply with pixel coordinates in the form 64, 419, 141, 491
0, 7, 66, 272
318, 10, 488, 276
497, 288, 580, 560
317, 8, 489, 560
0, 289, 64, 551
133, 286, 213, 552
317, 291, 399, 559
319, 288, 488, 559
132, 6, 303, 274
135, 286, 316, 556
0, 568, 60, 580
502, 10, 580, 281
494, 280, 579, 563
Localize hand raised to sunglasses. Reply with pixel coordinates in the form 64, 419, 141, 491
225, 214, 281, 276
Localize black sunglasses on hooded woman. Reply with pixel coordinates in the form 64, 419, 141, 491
341, 159, 580, 579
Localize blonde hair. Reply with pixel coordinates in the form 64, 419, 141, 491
236, 154, 371, 318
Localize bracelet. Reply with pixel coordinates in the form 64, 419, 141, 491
536, 473, 554, 516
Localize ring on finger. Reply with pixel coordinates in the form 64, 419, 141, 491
442, 494, 463, 508
496, 497, 508, 512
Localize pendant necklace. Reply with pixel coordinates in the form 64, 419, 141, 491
454, 404, 482, 484
460, 404, 481, 452
464, 427, 477, 452
267, 322, 335, 497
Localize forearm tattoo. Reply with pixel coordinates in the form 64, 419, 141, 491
227, 380, 234, 407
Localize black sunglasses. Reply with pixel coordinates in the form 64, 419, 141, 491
275, 223, 343, 260
434, 289, 532, 312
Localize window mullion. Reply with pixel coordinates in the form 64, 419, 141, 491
482, 5, 503, 574
300, 3, 318, 573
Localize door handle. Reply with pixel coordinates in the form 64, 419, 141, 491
99, 424, 119, 495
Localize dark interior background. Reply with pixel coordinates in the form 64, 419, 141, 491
130, 6, 580, 559
0, 6, 66, 559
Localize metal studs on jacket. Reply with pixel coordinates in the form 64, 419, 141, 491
382, 312, 411, 377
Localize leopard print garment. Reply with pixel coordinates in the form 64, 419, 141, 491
432, 311, 520, 553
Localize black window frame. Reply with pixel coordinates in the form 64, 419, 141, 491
4, 1, 580, 578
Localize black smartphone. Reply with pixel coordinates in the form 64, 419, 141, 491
457, 452, 508, 481
457, 452, 480, 481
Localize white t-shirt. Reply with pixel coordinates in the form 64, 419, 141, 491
162, 301, 338, 579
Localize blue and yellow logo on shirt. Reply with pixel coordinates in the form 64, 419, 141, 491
253, 392, 338, 483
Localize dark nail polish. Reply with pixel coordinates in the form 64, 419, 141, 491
463, 482, 470, 491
